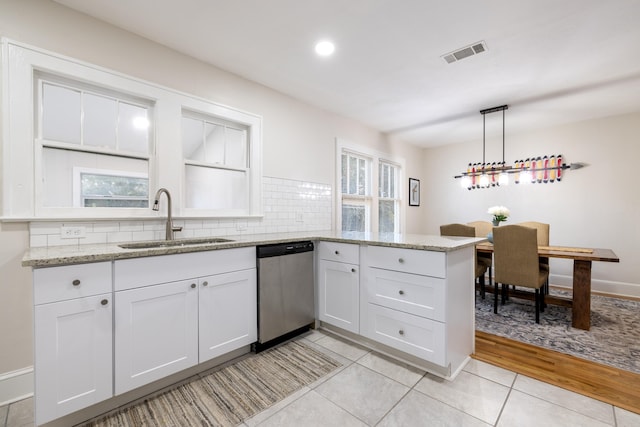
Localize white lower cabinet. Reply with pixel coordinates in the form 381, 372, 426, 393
199, 269, 257, 362
114, 279, 199, 395
317, 242, 360, 334
33, 263, 113, 426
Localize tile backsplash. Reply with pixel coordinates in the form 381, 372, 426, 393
29, 177, 333, 247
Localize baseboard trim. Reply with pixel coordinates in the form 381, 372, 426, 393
550, 274, 640, 299
0, 366, 34, 406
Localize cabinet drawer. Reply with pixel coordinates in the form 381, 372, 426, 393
367, 267, 445, 322
318, 241, 359, 264
367, 245, 445, 278
366, 303, 445, 366
34, 262, 112, 305
115, 247, 255, 291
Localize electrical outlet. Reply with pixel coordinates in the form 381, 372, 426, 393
61, 226, 86, 239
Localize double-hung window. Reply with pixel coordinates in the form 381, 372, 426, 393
37, 73, 153, 214
337, 140, 404, 233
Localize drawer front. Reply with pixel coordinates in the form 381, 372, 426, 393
34, 262, 112, 305
115, 247, 255, 291
318, 241, 359, 264
367, 245, 445, 278
367, 267, 445, 322
366, 303, 446, 366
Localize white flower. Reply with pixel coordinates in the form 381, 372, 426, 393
488, 206, 510, 222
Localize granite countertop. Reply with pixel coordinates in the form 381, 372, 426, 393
22, 230, 485, 268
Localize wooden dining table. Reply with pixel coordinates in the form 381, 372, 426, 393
476, 243, 619, 330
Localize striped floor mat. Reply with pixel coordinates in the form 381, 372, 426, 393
84, 340, 342, 426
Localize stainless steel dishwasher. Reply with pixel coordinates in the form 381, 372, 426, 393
254, 241, 315, 351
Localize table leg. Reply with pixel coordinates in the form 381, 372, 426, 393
572, 259, 592, 330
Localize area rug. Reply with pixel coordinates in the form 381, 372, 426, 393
475, 290, 640, 374
83, 340, 342, 427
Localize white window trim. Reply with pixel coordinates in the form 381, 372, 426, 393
1, 38, 262, 220
335, 138, 406, 233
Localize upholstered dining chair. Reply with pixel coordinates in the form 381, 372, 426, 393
518, 221, 550, 294
440, 223, 489, 298
467, 220, 494, 296
492, 225, 549, 323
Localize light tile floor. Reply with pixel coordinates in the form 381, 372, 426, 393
3, 329, 640, 427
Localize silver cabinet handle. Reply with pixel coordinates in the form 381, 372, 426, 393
202, 281, 208, 287
335, 250, 340, 255
351, 268, 356, 273
190, 283, 196, 289
399, 290, 405, 295
398, 258, 405, 264
72, 279, 81, 286
101, 299, 108, 306
398, 330, 405, 336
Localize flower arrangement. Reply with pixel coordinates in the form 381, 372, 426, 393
488, 206, 510, 225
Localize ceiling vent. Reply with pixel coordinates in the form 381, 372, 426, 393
442, 41, 487, 64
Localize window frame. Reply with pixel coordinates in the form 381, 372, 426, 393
1, 38, 262, 220
335, 138, 405, 233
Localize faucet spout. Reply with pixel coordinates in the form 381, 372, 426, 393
153, 188, 182, 240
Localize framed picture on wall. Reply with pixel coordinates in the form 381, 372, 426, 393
409, 178, 420, 206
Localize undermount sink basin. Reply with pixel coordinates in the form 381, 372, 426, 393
119, 237, 234, 249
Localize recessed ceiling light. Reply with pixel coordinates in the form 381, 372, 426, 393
315, 40, 335, 56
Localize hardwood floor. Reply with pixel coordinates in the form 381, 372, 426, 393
474, 330, 640, 415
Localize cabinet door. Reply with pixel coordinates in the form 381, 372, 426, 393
115, 280, 198, 394
34, 294, 112, 425
317, 259, 359, 333
199, 269, 257, 362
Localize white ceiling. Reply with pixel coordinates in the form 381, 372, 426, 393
54, 0, 640, 148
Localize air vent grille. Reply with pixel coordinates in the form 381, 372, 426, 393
442, 41, 487, 64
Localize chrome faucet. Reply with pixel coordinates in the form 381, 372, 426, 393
152, 188, 183, 240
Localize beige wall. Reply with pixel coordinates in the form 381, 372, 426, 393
423, 112, 640, 296
0, 0, 425, 377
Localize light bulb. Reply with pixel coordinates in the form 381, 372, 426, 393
498, 172, 509, 186
315, 40, 335, 56
460, 176, 471, 189
479, 174, 490, 188
520, 170, 532, 184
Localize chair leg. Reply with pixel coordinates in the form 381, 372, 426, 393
540, 288, 545, 313
534, 289, 540, 324
479, 273, 485, 299
501, 282, 507, 305
494, 283, 499, 314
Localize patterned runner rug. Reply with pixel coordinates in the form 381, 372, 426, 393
476, 290, 640, 374
83, 340, 342, 426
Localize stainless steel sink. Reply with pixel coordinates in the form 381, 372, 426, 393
119, 237, 234, 249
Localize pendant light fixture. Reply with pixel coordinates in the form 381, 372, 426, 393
455, 105, 585, 190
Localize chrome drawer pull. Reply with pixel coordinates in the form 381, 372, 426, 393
351, 268, 356, 273
190, 283, 196, 289
101, 299, 108, 306
202, 281, 208, 287
399, 290, 405, 295
72, 279, 81, 286
335, 250, 340, 255
398, 330, 405, 336
398, 258, 405, 264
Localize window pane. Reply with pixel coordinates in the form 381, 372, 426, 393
342, 204, 365, 232
182, 117, 205, 161
42, 84, 81, 144
205, 122, 225, 164
118, 102, 149, 153
185, 165, 248, 210
379, 200, 396, 233
348, 156, 357, 195
42, 147, 148, 208
80, 173, 148, 207
225, 126, 246, 168
358, 158, 366, 195
84, 93, 117, 149
389, 164, 396, 198
341, 154, 348, 194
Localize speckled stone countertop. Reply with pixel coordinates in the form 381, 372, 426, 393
22, 230, 485, 268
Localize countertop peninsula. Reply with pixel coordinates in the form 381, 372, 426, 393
22, 230, 485, 268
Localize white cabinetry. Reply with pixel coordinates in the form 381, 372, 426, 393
114, 247, 256, 394
362, 245, 474, 376
317, 242, 360, 333
33, 262, 113, 426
